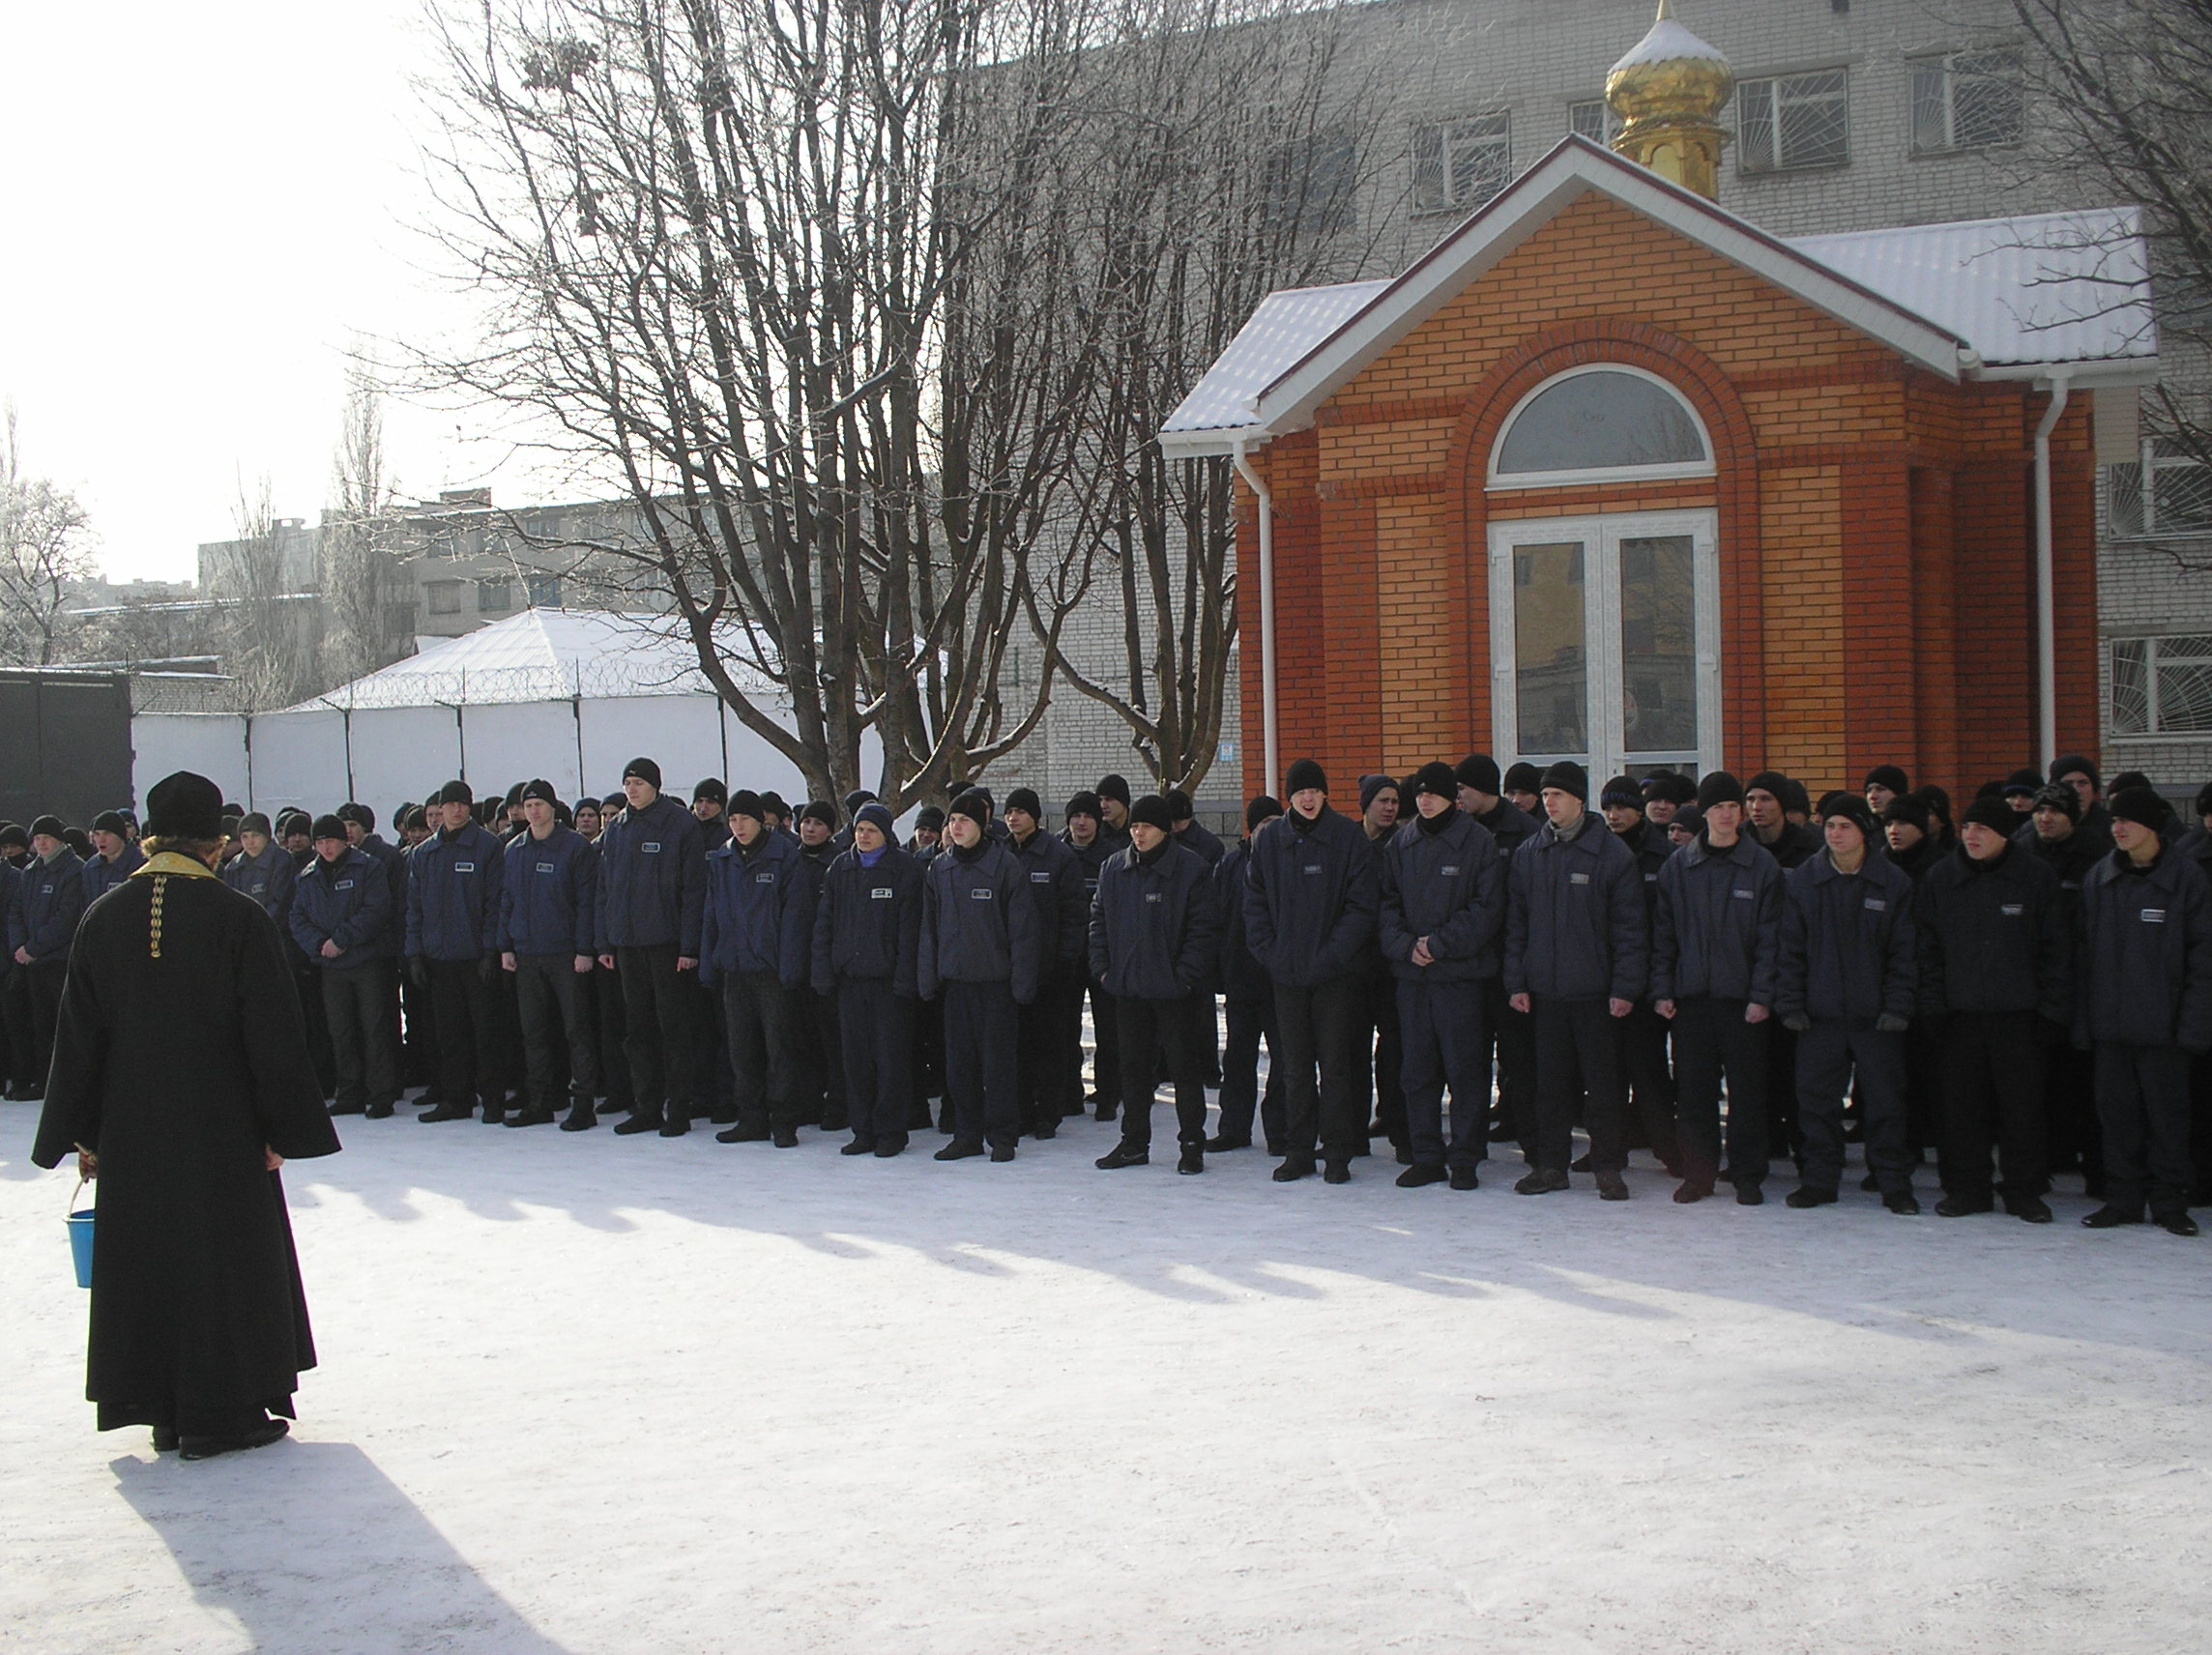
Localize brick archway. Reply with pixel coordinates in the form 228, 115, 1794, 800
1442, 320, 1764, 766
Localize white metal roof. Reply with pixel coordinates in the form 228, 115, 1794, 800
1160, 138, 2157, 454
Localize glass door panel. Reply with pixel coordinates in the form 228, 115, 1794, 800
1512, 540, 1587, 760
1617, 534, 1698, 759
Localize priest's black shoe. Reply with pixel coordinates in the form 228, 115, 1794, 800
1448, 1166, 1480, 1191
180, 1417, 288, 1462
1395, 1163, 1447, 1188
1272, 1156, 1315, 1183
2081, 1204, 2142, 1229
1096, 1143, 1149, 1170
935, 1140, 984, 1162
1883, 1191, 1921, 1215
612, 1112, 663, 1135
1177, 1147, 1204, 1175
1514, 1167, 1568, 1196
419, 1101, 472, 1123
1786, 1185, 1838, 1208
1323, 1161, 1351, 1184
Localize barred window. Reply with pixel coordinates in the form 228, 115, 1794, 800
1737, 69, 1849, 173
1412, 113, 1512, 215
526, 573, 563, 608
1568, 100, 1619, 145
425, 580, 463, 616
2111, 637, 2212, 736
2108, 440, 2212, 538
1911, 51, 2023, 154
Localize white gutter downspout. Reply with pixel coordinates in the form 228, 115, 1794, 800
2032, 369, 2073, 773
1231, 441, 1280, 796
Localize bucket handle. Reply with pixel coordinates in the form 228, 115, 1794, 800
68, 1176, 94, 1218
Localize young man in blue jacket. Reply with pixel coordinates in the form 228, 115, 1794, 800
290, 815, 398, 1118
1456, 755, 1540, 1155
812, 802, 923, 1157
9, 815, 84, 1094
597, 758, 709, 1137
1211, 797, 1286, 1152
702, 789, 812, 1147
1062, 792, 1121, 1124
409, 781, 509, 1124
1651, 771, 1782, 1205
1504, 762, 1648, 1200
499, 779, 601, 1130
1776, 792, 1920, 1213
1004, 787, 1090, 1140
1602, 773, 1683, 1176
220, 812, 294, 923
917, 791, 1047, 1163
1379, 762, 1504, 1191
1243, 760, 1379, 1184
2076, 786, 2212, 1234
1091, 794, 1221, 1175
82, 810, 145, 905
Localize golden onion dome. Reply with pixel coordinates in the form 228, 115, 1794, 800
1605, 1, 1734, 131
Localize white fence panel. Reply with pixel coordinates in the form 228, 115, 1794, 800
346, 707, 465, 823
131, 714, 249, 808
459, 702, 585, 800
245, 710, 351, 817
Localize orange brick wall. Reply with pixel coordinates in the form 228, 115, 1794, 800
1237, 187, 2099, 806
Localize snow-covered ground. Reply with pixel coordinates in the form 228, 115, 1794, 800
3, 1095, 2208, 1654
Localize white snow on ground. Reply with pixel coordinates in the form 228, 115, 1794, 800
4, 1097, 2209, 1655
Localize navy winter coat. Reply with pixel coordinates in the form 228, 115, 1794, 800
498, 824, 599, 956
220, 843, 295, 922
1470, 798, 1540, 857
10, 850, 86, 964
1005, 828, 1091, 973
406, 821, 506, 961
1174, 820, 1227, 868
1776, 852, 1917, 1024
82, 846, 145, 905
355, 833, 409, 950
1504, 815, 1648, 1002
1212, 841, 1270, 1002
1242, 807, 1378, 989
595, 794, 708, 954
699, 828, 811, 988
2076, 845, 2212, 1051
2015, 820, 2108, 892
1755, 821, 1823, 871
1914, 843, 2071, 1023
288, 847, 393, 967
1088, 841, 1218, 1001
811, 845, 924, 998
917, 839, 1047, 1004
1377, 812, 1504, 983
1649, 833, 1783, 1005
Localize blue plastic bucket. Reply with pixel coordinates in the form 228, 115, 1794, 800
66, 1181, 94, 1290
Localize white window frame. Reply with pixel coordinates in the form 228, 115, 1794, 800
2110, 635, 2212, 738
2109, 438, 2212, 539
1737, 67, 1851, 173
1488, 509, 1723, 782
1411, 112, 1513, 217
1910, 49, 2024, 155
1568, 100, 1620, 146
1487, 363, 1715, 491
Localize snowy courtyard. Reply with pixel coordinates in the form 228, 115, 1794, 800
4, 1098, 2208, 1654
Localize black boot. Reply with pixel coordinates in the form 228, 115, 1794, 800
1395, 1163, 1447, 1188
1095, 1142, 1150, 1170
561, 1105, 597, 1132
612, 1112, 663, 1135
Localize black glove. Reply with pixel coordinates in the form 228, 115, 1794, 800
1875, 1012, 1909, 1034
1782, 1012, 1811, 1033
408, 955, 429, 989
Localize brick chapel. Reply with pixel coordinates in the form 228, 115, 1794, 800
1163, 2, 2158, 803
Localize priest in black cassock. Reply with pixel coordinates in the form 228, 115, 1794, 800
32, 770, 341, 1461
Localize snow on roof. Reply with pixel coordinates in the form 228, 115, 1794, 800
1160, 139, 2157, 453
290, 608, 786, 711
1160, 279, 1390, 440
1611, 15, 1729, 73
1789, 208, 2155, 370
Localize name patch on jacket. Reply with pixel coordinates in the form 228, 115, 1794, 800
1864, 898, 1886, 912
870, 887, 893, 899
537, 862, 556, 874
1732, 888, 1754, 900
1145, 891, 1162, 903
1570, 873, 1590, 886
970, 887, 994, 900
1441, 865, 1460, 877
1303, 863, 1322, 875
755, 872, 776, 884
2000, 903, 2023, 916
641, 842, 661, 854
2142, 909, 2168, 924
335, 879, 356, 890
454, 861, 476, 873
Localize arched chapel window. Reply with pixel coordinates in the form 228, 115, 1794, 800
1489, 365, 1713, 487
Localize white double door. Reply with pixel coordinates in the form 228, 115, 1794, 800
1487, 509, 1721, 783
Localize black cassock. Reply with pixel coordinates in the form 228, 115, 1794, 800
32, 861, 340, 1435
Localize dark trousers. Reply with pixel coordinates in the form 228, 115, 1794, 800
324, 960, 399, 1110
1796, 1017, 1910, 1195
2093, 1041, 2196, 1216
592, 963, 633, 1109
1531, 995, 1628, 1175
428, 958, 503, 1111
294, 962, 335, 1097
1216, 993, 1285, 1148
1671, 996, 1768, 1184
942, 978, 1020, 1151
1085, 976, 1121, 1107
1116, 994, 1209, 1151
1765, 1019, 1802, 1159
804, 986, 845, 1127
2045, 1042, 2103, 1187
837, 978, 915, 1148
617, 943, 696, 1120
1272, 975, 1366, 1165
1622, 1002, 1679, 1164
0, 969, 29, 1089
1017, 968, 1081, 1131
2193, 1052, 2212, 1202
401, 967, 437, 1089
1397, 975, 1490, 1173
722, 971, 800, 1129
1046, 970, 1090, 1117
514, 953, 599, 1111
1483, 978, 1536, 1152
1937, 1010, 2047, 1203
1360, 970, 1406, 1145
23, 961, 65, 1092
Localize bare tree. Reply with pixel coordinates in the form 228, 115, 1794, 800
322, 370, 406, 683
0, 404, 97, 666
213, 479, 322, 710
411, 0, 1139, 809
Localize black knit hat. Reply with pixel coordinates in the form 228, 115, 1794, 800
759, 790, 789, 818
2109, 786, 2171, 830
854, 802, 895, 838
1454, 754, 1501, 796
1357, 774, 1397, 812
0, 823, 24, 849
2050, 754, 2100, 791
1882, 793, 1932, 833
1863, 764, 1910, 795
1246, 794, 1283, 830
1780, 778, 1812, 818
238, 811, 273, 835
799, 800, 837, 828
624, 756, 661, 789
1503, 762, 1544, 795
693, 777, 727, 806
437, 779, 474, 807
1744, 769, 1790, 802
1598, 774, 1643, 809
1130, 794, 1175, 833
2031, 783, 2080, 823
522, 778, 560, 805
2002, 768, 2044, 798
1643, 771, 1698, 805
30, 814, 66, 841
311, 813, 350, 843
843, 790, 876, 815
1064, 790, 1101, 822
1818, 791, 1877, 844
946, 790, 991, 828
1285, 758, 1327, 797
2195, 781, 2212, 819
1412, 761, 1458, 801
1162, 788, 1195, 822
1004, 787, 1042, 820
90, 809, 130, 836
338, 801, 375, 831
1095, 773, 1132, 807
728, 789, 765, 824
143, 771, 224, 841
1539, 760, 1587, 802
915, 805, 946, 831
1962, 797, 2019, 836
2109, 770, 2151, 796
1696, 770, 1746, 811
1671, 804, 1703, 836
